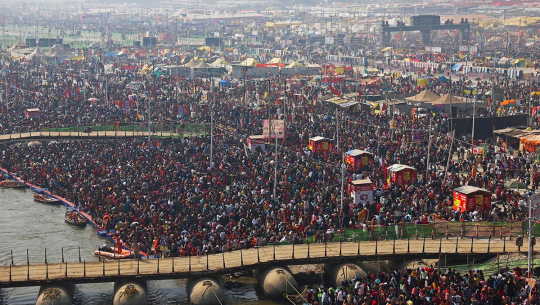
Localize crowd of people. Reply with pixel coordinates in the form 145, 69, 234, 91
307, 266, 538, 305
0, 67, 538, 258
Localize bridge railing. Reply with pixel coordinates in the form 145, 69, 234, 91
0, 237, 525, 285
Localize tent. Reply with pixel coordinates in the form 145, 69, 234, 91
429, 93, 465, 105
182, 59, 200, 68
194, 62, 210, 69
240, 58, 258, 66
285, 61, 304, 68
210, 58, 229, 68
269, 57, 284, 64
406, 90, 440, 103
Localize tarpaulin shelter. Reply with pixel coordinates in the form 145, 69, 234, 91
417, 77, 430, 87
453, 186, 491, 212
452, 63, 463, 72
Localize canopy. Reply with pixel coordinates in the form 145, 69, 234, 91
406, 90, 440, 103
194, 62, 210, 69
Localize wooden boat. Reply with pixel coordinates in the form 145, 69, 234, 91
65, 211, 87, 227
34, 193, 61, 204
0, 180, 25, 189
93, 245, 133, 259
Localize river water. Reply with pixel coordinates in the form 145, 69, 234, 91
0, 188, 278, 305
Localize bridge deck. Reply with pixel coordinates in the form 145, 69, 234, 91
0, 130, 205, 144
0, 238, 523, 288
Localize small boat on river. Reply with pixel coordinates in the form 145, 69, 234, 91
65, 211, 87, 227
0, 180, 25, 189
34, 193, 61, 204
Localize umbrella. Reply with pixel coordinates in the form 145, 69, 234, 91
504, 181, 526, 189
88, 98, 99, 102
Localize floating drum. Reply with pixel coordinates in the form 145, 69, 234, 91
186, 278, 225, 305
113, 281, 148, 305
36, 285, 74, 305
255, 266, 298, 300
324, 263, 366, 287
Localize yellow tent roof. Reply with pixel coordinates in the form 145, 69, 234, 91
269, 57, 284, 64
286, 61, 304, 68
240, 58, 258, 66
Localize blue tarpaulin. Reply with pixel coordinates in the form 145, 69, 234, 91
451, 63, 463, 72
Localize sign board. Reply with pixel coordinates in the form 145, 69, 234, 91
263, 119, 285, 139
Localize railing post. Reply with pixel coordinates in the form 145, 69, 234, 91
27, 249, 29, 266
471, 238, 474, 253
439, 238, 442, 253
407, 237, 410, 253
172, 256, 175, 273
45, 248, 47, 265
137, 258, 140, 275
325, 240, 327, 257
103, 259, 105, 276
207, 252, 210, 270
393, 237, 396, 254
65, 261, 68, 278
84, 260, 86, 277
45, 262, 48, 280
503, 236, 506, 253
307, 239, 310, 258
273, 243, 276, 260
240, 249, 243, 266
258, 246, 260, 262
358, 238, 361, 255
9, 264, 12, 282
476, 226, 479, 239
292, 239, 295, 259
488, 236, 491, 253
422, 237, 426, 253
339, 235, 342, 256
375, 238, 378, 255
189, 255, 192, 271
222, 252, 225, 269
416, 224, 419, 239
446, 225, 449, 239
79, 247, 81, 263
62, 247, 64, 263
10, 250, 13, 266
157, 257, 160, 274
118, 259, 121, 275
456, 237, 459, 253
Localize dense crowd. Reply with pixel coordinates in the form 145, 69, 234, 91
307, 266, 538, 305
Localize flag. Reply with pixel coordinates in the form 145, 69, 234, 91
358, 90, 364, 96
264, 92, 268, 99
329, 85, 340, 96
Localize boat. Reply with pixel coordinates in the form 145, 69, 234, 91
0, 180, 25, 189
65, 211, 87, 227
34, 193, 61, 204
93, 245, 133, 259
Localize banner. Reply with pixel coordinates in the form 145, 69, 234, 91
263, 119, 285, 138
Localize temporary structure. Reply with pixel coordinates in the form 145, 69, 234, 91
406, 89, 440, 103
286, 61, 304, 68
429, 93, 465, 104
269, 57, 284, 64
239, 58, 258, 66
